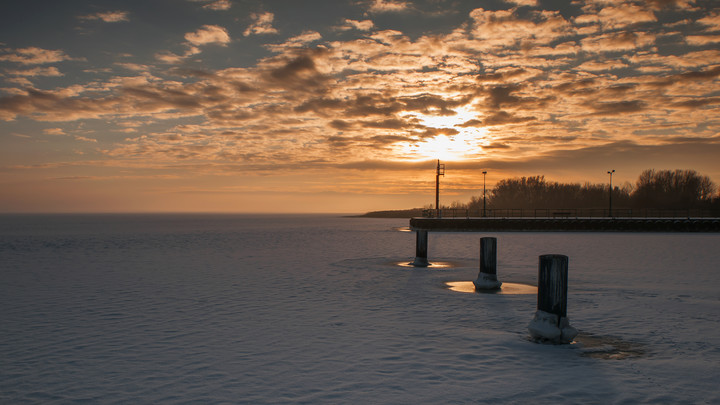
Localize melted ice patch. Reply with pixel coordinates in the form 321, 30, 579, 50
444, 281, 537, 295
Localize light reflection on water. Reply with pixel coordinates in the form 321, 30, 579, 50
394, 261, 458, 268
445, 281, 537, 295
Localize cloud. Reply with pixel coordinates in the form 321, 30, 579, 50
3, 1, 720, 182
43, 128, 65, 135
184, 25, 231, 46
335, 19, 375, 31
590, 100, 647, 116
468, 8, 575, 49
265, 31, 322, 53
686, 35, 720, 45
482, 111, 537, 126
581, 31, 655, 53
78, 11, 129, 22
586, 4, 657, 29
646, 0, 700, 11
154, 48, 200, 64
505, 0, 537, 6
0, 47, 74, 65
368, 0, 411, 13
243, 12, 278, 36
576, 60, 629, 71
6, 66, 63, 77
697, 12, 720, 31
203, 0, 231, 11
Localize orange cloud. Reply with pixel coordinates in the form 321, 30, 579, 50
184, 25, 231, 46
336, 19, 375, 31
6, 66, 63, 77
368, 0, 410, 13
243, 12, 278, 36
203, 0, 231, 11
468, 8, 575, 49
78, 11, 129, 23
0, 47, 74, 65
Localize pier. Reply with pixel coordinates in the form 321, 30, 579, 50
410, 216, 720, 233
408, 215, 720, 266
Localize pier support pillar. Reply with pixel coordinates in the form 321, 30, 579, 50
528, 254, 577, 344
473, 237, 502, 290
411, 230, 429, 267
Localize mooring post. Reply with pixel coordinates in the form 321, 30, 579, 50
528, 254, 578, 343
473, 237, 502, 290
411, 230, 429, 267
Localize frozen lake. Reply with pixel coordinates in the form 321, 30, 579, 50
1, 214, 719, 404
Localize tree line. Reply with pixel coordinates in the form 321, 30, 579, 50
446, 169, 720, 211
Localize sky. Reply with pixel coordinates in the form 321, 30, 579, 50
1, 0, 719, 213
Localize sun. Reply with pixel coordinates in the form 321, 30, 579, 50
396, 105, 488, 161
399, 133, 477, 161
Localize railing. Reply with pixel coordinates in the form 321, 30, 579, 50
422, 208, 720, 219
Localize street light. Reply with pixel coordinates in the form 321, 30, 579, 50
482, 170, 488, 217
608, 169, 615, 217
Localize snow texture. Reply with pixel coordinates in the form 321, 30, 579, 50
528, 310, 578, 344
1, 214, 720, 404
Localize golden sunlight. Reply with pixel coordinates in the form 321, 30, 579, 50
397, 106, 488, 161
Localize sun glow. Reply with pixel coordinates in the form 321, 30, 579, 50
397, 105, 488, 161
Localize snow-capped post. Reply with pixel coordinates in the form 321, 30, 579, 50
473, 237, 502, 290
411, 230, 429, 267
528, 254, 578, 344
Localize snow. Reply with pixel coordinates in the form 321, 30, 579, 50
1, 214, 719, 404
527, 309, 578, 344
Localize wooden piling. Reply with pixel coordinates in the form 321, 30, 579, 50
473, 237, 502, 290
410, 230, 429, 267
528, 254, 577, 343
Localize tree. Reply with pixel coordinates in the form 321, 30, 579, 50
632, 169, 716, 209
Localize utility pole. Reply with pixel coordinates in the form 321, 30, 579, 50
436, 159, 445, 218
608, 169, 615, 217
482, 170, 488, 217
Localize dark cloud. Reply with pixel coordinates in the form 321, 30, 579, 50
264, 49, 331, 90
361, 118, 408, 129
482, 142, 511, 150
482, 84, 554, 112
476, 68, 529, 84
121, 86, 202, 109
482, 111, 537, 126
415, 127, 459, 138
398, 93, 472, 115
672, 97, 720, 108
650, 66, 720, 87
369, 134, 413, 145
590, 100, 647, 116
0, 89, 115, 120
294, 97, 344, 114
270, 55, 316, 80
329, 119, 354, 130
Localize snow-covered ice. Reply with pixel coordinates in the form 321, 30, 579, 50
1, 214, 719, 404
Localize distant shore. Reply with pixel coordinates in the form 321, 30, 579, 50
351, 208, 425, 218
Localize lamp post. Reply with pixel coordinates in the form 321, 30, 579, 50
482, 170, 487, 217
607, 169, 615, 217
